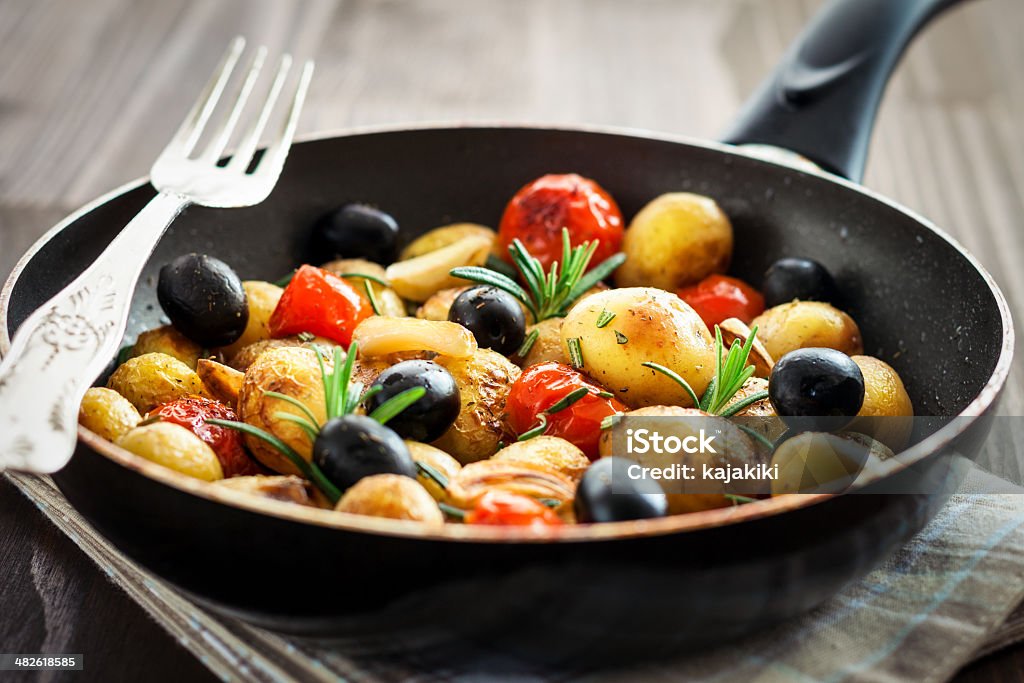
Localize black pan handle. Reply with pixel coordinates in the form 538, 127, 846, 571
721, 0, 966, 181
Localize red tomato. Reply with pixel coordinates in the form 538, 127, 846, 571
677, 274, 765, 328
149, 397, 262, 477
497, 174, 624, 272
506, 361, 625, 460
268, 265, 371, 345
465, 491, 563, 528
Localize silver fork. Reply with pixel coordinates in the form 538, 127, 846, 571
0, 37, 313, 474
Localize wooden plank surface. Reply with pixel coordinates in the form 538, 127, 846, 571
0, 0, 1022, 681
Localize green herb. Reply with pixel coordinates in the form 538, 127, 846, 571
438, 502, 467, 520
450, 227, 625, 322
597, 390, 614, 399
545, 387, 590, 414
484, 253, 520, 281
517, 328, 540, 358
416, 461, 450, 490
567, 337, 584, 368
642, 362, 700, 408
595, 309, 616, 328
137, 414, 163, 427
369, 387, 426, 424
614, 330, 628, 345
335, 272, 391, 287
724, 493, 758, 505
363, 280, 382, 315
274, 270, 296, 287
297, 331, 316, 343
600, 414, 621, 431
517, 413, 548, 441
736, 424, 776, 451
537, 498, 562, 508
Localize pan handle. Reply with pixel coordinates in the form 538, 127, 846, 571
720, 0, 966, 181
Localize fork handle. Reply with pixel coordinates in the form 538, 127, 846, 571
0, 192, 190, 474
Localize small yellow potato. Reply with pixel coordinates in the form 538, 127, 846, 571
513, 318, 569, 368
219, 281, 284, 358
615, 192, 733, 290
492, 436, 590, 482
400, 223, 496, 261
130, 325, 202, 369
750, 301, 863, 360
433, 350, 521, 464
718, 317, 774, 379
561, 288, 715, 409
385, 235, 491, 302
447, 460, 576, 509
213, 475, 321, 507
106, 352, 209, 413
848, 356, 914, 451
116, 422, 223, 481
335, 474, 444, 525
227, 336, 340, 372
406, 441, 462, 503
351, 316, 476, 358
196, 359, 244, 407
321, 258, 406, 317
770, 431, 893, 495
78, 387, 141, 441
416, 286, 469, 321
238, 346, 328, 475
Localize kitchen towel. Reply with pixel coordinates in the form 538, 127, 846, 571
9, 462, 1024, 683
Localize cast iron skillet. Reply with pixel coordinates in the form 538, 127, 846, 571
0, 0, 1013, 664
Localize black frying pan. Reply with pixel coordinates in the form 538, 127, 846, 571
0, 0, 1013, 665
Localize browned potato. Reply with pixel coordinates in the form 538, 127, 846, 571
492, 436, 590, 482
130, 325, 202, 368
196, 359, 244, 407
615, 193, 732, 290
848, 356, 914, 451
416, 286, 469, 321
238, 346, 328, 475
400, 223, 496, 261
227, 336, 340, 372
107, 352, 209, 413
751, 301, 863, 360
432, 350, 520, 464
322, 258, 406, 317
406, 441, 462, 503
335, 474, 444, 525
447, 459, 576, 508
78, 387, 141, 441
214, 475, 321, 507
513, 318, 569, 368
220, 281, 284, 358
116, 422, 223, 481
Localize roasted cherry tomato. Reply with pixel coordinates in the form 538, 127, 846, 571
149, 397, 262, 477
506, 361, 626, 460
268, 265, 371, 345
465, 490, 563, 528
677, 274, 765, 328
497, 174, 623, 272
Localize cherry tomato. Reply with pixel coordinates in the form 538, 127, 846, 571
677, 274, 765, 328
149, 397, 262, 477
497, 174, 624, 272
506, 361, 625, 460
465, 490, 563, 528
268, 265, 371, 345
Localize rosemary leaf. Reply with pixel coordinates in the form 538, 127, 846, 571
274, 270, 296, 287
368, 387, 426, 425
595, 309, 616, 328
735, 423, 776, 451
538, 498, 562, 508
297, 331, 316, 343
565, 252, 626, 306
546, 387, 590, 414
567, 337, 584, 368
600, 413, 621, 431
614, 330, 628, 345
641, 361, 700, 408
597, 390, 614, 399
718, 390, 770, 418
274, 412, 320, 443
336, 272, 391, 287
724, 493, 758, 505
416, 461, 450, 490
517, 328, 540, 358
438, 502, 467, 520
449, 266, 536, 319
484, 253, 519, 281
517, 413, 548, 441
263, 390, 321, 433
363, 280, 381, 315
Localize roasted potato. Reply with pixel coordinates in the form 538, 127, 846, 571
433, 349, 520, 464
238, 346, 328, 475
385, 235, 491, 302
771, 431, 893, 495
321, 258, 406, 317
561, 288, 715, 409
848, 355, 914, 451
750, 301, 863, 360
492, 436, 590, 482
447, 459, 576, 508
214, 475, 321, 507
130, 325, 202, 369
400, 223, 496, 261
78, 387, 141, 441
416, 286, 469, 321
227, 336, 340, 372
615, 192, 732, 290
196, 359, 244, 407
107, 352, 209, 413
407, 441, 462, 503
219, 280, 284, 357
513, 318, 569, 368
335, 474, 444, 525
116, 422, 223, 481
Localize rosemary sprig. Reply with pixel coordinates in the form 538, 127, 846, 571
545, 387, 590, 414
517, 414, 549, 441
517, 328, 540, 358
274, 270, 296, 287
567, 337, 584, 368
450, 227, 625, 322
595, 309, 616, 328
363, 280, 382, 315
416, 461, 450, 490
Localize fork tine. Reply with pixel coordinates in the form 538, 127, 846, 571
166, 36, 246, 157
226, 53, 292, 173
251, 60, 314, 177
199, 45, 268, 163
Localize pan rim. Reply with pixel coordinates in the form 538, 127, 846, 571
0, 121, 1014, 543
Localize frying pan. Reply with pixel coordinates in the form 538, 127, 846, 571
1, 0, 1013, 665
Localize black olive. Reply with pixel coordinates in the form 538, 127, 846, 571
310, 203, 399, 264
575, 457, 668, 523
365, 360, 461, 442
762, 257, 839, 307
313, 415, 416, 492
448, 286, 526, 356
768, 348, 865, 432
157, 253, 248, 347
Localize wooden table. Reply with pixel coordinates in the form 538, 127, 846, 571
1, 0, 1021, 680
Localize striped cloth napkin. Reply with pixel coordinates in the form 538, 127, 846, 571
9, 460, 1024, 683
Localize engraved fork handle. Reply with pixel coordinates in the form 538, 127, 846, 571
0, 192, 190, 473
